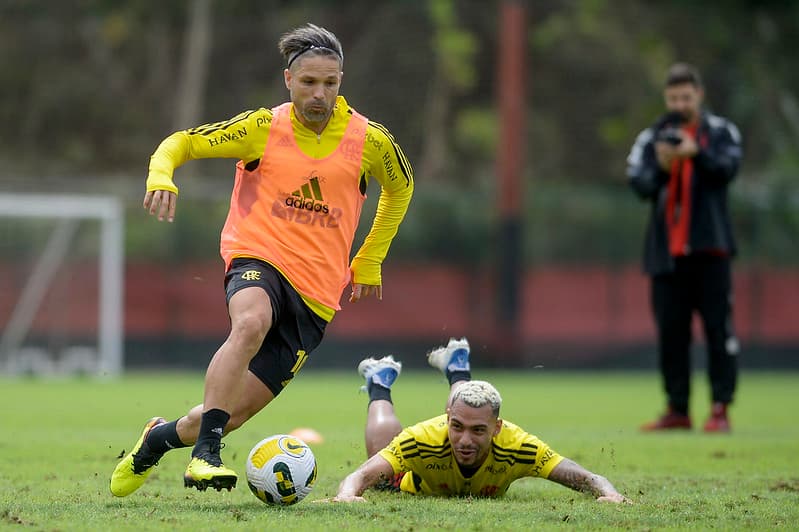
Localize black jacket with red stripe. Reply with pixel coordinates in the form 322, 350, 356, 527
626, 110, 743, 276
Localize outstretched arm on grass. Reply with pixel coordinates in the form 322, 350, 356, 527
547, 459, 631, 504
332, 454, 396, 502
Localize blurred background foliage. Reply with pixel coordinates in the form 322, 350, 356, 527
1, 0, 797, 265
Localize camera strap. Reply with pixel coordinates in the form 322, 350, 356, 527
665, 124, 698, 256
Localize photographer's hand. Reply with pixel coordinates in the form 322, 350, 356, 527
655, 141, 677, 171
675, 134, 699, 159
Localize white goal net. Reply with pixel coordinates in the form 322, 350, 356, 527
0, 193, 124, 376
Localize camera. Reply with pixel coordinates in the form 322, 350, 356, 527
657, 127, 683, 145
656, 111, 685, 145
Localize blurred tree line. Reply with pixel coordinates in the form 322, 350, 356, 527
1, 0, 797, 265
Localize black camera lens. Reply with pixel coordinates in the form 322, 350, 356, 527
658, 128, 683, 145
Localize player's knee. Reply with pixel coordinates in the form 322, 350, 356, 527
230, 312, 270, 346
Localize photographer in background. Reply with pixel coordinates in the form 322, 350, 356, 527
626, 63, 742, 433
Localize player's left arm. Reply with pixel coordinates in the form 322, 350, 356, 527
349, 121, 414, 303
547, 458, 632, 504
332, 454, 397, 502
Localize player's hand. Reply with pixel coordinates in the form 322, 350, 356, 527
332, 495, 367, 503
314, 495, 367, 503
143, 189, 177, 222
597, 493, 632, 504
349, 283, 382, 303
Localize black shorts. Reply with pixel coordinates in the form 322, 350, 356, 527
225, 258, 327, 397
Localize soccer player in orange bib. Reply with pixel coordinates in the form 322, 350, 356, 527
332, 338, 630, 503
111, 23, 413, 496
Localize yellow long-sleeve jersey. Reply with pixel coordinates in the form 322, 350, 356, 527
378, 415, 564, 497
146, 95, 414, 320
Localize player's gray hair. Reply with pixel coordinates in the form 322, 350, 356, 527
450, 380, 502, 417
278, 23, 343, 69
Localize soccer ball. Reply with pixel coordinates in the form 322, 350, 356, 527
245, 434, 317, 506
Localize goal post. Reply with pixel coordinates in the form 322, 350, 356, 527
0, 193, 124, 376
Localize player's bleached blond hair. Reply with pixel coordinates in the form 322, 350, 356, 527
278, 23, 343, 70
450, 380, 502, 417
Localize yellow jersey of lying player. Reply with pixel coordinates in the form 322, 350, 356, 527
378, 414, 564, 497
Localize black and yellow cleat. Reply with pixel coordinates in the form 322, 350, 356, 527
110, 416, 167, 497
184, 456, 238, 492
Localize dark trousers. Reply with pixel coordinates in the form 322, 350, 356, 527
651, 254, 738, 415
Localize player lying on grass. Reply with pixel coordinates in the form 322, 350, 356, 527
332, 338, 630, 503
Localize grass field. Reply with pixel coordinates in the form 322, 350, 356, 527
1, 370, 797, 530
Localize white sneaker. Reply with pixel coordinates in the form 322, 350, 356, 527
427, 337, 471, 374
357, 355, 402, 390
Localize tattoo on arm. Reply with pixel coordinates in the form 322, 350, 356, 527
346, 455, 395, 496
548, 459, 617, 498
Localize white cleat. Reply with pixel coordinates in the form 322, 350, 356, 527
358, 355, 402, 390
427, 337, 471, 374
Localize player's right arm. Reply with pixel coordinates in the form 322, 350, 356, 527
332, 454, 396, 502
144, 109, 272, 221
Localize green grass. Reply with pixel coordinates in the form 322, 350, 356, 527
1, 370, 797, 530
